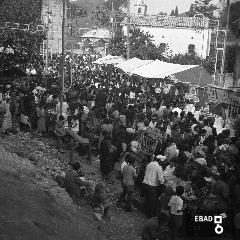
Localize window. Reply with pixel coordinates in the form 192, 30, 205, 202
159, 43, 167, 52
138, 7, 142, 14
188, 44, 195, 54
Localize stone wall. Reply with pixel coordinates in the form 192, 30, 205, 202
122, 26, 212, 58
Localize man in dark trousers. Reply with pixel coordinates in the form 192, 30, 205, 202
143, 155, 165, 217
95, 88, 107, 108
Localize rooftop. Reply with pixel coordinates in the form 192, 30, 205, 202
121, 15, 210, 29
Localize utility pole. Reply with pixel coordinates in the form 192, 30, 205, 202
46, 0, 51, 71
60, 0, 66, 116
213, 20, 220, 85
221, 0, 231, 75
127, 0, 130, 59
111, 0, 114, 38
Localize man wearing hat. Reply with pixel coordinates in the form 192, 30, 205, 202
143, 155, 165, 218
149, 114, 158, 129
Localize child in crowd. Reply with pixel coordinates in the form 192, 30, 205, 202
117, 155, 137, 211
168, 185, 185, 240
55, 115, 66, 151
91, 183, 111, 221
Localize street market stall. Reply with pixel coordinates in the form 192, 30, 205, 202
130, 60, 198, 79
207, 85, 240, 126
116, 57, 153, 75
117, 59, 211, 106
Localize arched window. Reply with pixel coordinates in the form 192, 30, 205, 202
188, 44, 195, 54
159, 43, 167, 52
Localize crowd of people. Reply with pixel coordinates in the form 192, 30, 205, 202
1, 52, 240, 240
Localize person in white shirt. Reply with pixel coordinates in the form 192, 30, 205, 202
172, 105, 182, 117
213, 116, 224, 135
149, 115, 158, 129
137, 119, 149, 131
46, 94, 53, 104
129, 91, 135, 99
155, 86, 161, 94
163, 161, 176, 181
164, 142, 179, 161
202, 119, 213, 138
184, 100, 195, 114
143, 156, 165, 217
168, 185, 184, 240
56, 100, 69, 122
194, 107, 201, 121
158, 104, 166, 118
71, 117, 79, 133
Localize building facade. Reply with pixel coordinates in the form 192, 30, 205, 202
122, 0, 212, 59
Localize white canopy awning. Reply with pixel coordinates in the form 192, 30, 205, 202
93, 55, 126, 66
131, 60, 198, 79
116, 57, 153, 75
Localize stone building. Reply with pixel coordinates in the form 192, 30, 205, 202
122, 0, 212, 58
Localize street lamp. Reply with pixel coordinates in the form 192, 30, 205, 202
60, 0, 77, 116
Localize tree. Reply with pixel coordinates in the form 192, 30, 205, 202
188, 0, 218, 19
108, 28, 127, 57
0, 0, 42, 24
186, 4, 194, 17
170, 10, 175, 16
108, 27, 166, 60
174, 6, 179, 17
0, 0, 45, 71
169, 51, 215, 75
104, 0, 127, 12
0, 28, 46, 70
129, 28, 166, 60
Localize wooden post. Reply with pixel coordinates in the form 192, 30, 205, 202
69, 138, 74, 163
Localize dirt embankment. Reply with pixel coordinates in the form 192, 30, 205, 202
0, 133, 145, 240
0, 143, 108, 240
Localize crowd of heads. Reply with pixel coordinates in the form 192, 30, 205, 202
1, 51, 240, 236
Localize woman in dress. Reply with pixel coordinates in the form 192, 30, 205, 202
99, 134, 113, 181
0, 96, 12, 137
37, 104, 46, 136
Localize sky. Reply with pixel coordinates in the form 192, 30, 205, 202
130, 0, 194, 14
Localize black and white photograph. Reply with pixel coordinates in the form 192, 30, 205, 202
0, 0, 240, 239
